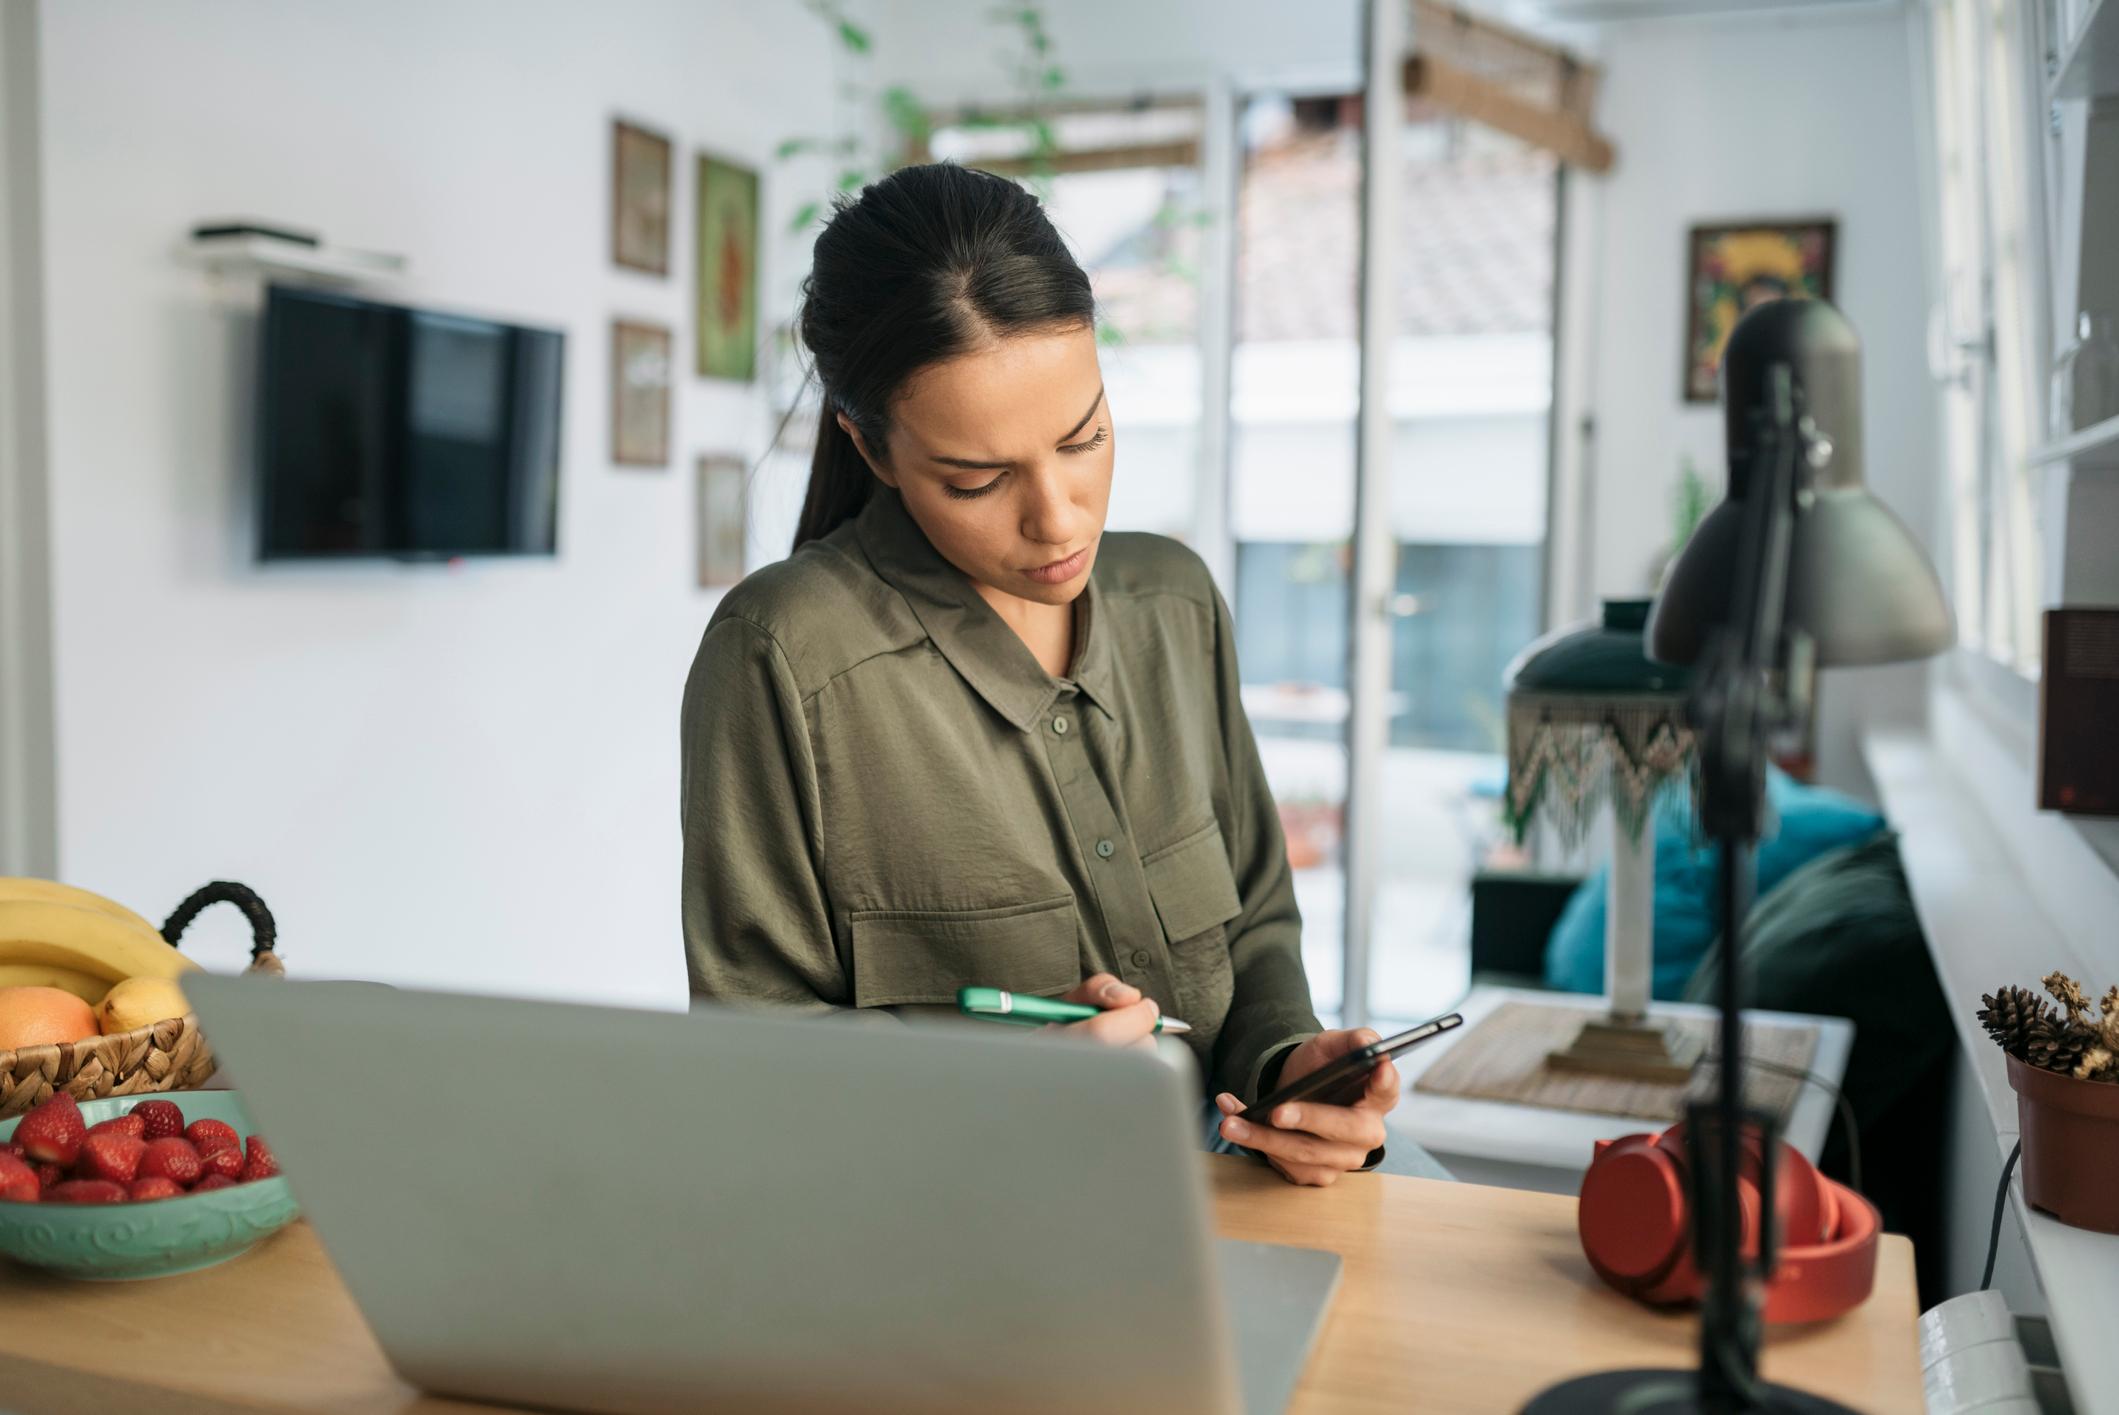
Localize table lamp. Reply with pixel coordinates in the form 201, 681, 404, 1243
1504, 601, 1698, 1081
1523, 297, 1951, 1414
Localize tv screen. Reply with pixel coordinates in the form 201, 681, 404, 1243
257, 285, 563, 560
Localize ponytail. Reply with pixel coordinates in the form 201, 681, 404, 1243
788, 163, 1095, 553
792, 405, 874, 550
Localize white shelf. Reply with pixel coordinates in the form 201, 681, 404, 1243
179, 233, 408, 286
2028, 412, 2119, 472
2051, 0, 2119, 103
1865, 726, 2119, 1415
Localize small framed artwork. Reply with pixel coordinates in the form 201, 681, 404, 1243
696, 453, 748, 587
695, 151, 760, 382
611, 320, 672, 467
611, 119, 672, 275
1682, 218, 1836, 403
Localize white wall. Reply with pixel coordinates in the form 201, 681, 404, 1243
1572, 7, 1942, 795
1, 0, 59, 878
34, 0, 841, 1006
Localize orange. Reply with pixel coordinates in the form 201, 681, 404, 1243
0, 985, 101, 1051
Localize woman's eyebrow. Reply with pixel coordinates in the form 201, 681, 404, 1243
927, 385, 1106, 470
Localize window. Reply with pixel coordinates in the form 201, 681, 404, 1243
1928, 0, 2050, 675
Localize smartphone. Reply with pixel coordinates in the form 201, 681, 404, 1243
1244, 1012, 1463, 1117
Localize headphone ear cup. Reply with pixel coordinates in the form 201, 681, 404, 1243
1579, 1132, 1695, 1303
1771, 1143, 1830, 1249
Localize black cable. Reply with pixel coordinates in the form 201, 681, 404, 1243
1698, 1053, 1863, 1198
1981, 1140, 2024, 1291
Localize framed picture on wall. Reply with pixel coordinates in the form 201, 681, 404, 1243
611, 320, 672, 467
695, 152, 760, 382
696, 453, 747, 587
1682, 218, 1836, 403
611, 119, 672, 276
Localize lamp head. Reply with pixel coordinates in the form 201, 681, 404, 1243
1647, 298, 1954, 668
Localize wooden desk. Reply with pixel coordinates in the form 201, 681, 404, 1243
0, 1158, 1922, 1414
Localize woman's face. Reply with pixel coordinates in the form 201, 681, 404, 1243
845, 323, 1112, 607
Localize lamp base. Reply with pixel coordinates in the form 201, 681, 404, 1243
1546, 1016, 1704, 1084
1520, 1368, 1859, 1414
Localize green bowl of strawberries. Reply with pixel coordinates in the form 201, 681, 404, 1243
0, 1089, 297, 1280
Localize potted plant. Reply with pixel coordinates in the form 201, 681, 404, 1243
1977, 971, 2119, 1233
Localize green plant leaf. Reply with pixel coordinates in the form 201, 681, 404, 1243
837, 19, 872, 53
836, 168, 866, 192
1040, 65, 1065, 90
1096, 322, 1127, 347
789, 200, 824, 234
776, 137, 818, 160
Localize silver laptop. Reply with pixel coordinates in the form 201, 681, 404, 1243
188, 976, 1340, 1415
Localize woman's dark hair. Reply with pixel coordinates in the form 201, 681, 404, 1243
791, 163, 1095, 550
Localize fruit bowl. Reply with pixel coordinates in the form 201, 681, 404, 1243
0, 1090, 298, 1280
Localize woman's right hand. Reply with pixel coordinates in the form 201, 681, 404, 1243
1049, 972, 1160, 1049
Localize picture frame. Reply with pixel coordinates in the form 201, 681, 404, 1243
695, 151, 760, 382
611, 119, 673, 276
696, 453, 748, 587
610, 320, 672, 467
1682, 218, 1837, 403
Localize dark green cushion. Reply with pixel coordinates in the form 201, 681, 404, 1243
1683, 829, 1953, 1303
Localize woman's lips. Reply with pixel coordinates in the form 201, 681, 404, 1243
1024, 546, 1091, 585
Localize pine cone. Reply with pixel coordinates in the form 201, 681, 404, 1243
2044, 971, 2091, 1024
2027, 1015, 2096, 1075
1979, 987, 2052, 1058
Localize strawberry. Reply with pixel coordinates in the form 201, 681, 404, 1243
199, 1145, 243, 1182
88, 1115, 146, 1140
126, 1176, 184, 1202
48, 1178, 127, 1204
190, 1174, 236, 1193
34, 1163, 63, 1191
184, 1119, 239, 1157
3, 1139, 25, 1161
240, 1135, 280, 1182
0, 1152, 38, 1203
138, 1136, 202, 1186
14, 1093, 86, 1167
76, 1131, 147, 1185
131, 1100, 185, 1141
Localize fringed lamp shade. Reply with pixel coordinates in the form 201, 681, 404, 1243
1503, 599, 1700, 1081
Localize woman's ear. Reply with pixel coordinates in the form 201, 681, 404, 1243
837, 413, 897, 489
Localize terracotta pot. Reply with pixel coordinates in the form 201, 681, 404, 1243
2005, 1052, 2119, 1234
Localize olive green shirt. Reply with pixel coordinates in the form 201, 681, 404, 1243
679, 486, 1321, 1103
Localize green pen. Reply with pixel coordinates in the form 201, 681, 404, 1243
957, 986, 1192, 1035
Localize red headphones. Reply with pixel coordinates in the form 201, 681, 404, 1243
1576, 1121, 1881, 1324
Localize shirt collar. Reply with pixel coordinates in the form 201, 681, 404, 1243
855, 487, 1117, 732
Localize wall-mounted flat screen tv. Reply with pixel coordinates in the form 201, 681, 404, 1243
257, 285, 563, 560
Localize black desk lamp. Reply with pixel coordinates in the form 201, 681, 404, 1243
1523, 298, 1952, 1414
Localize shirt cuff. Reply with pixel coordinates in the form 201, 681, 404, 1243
1241, 1034, 1316, 1108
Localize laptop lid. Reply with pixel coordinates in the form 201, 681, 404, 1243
187, 976, 1242, 1415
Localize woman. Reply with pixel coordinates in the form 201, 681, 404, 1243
682, 163, 1403, 1187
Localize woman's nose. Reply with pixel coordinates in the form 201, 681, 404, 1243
1018, 464, 1080, 547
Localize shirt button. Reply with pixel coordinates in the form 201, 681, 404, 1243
1051, 715, 1070, 736
1095, 838, 1115, 859
1130, 949, 1152, 969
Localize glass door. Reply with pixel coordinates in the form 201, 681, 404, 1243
1229, 91, 1557, 1027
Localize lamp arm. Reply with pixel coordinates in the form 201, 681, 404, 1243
1688, 361, 1811, 1412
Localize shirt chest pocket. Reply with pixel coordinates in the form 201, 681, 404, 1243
846, 896, 1081, 1008
1141, 822, 1243, 1027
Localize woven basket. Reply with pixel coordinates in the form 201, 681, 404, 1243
0, 881, 281, 1118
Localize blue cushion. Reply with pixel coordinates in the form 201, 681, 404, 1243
1541, 769, 1887, 999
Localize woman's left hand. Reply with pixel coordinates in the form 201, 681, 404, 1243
1213, 1029, 1400, 1188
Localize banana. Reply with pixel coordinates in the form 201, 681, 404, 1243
0, 899, 198, 983
0, 877, 159, 939
0, 963, 112, 1004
